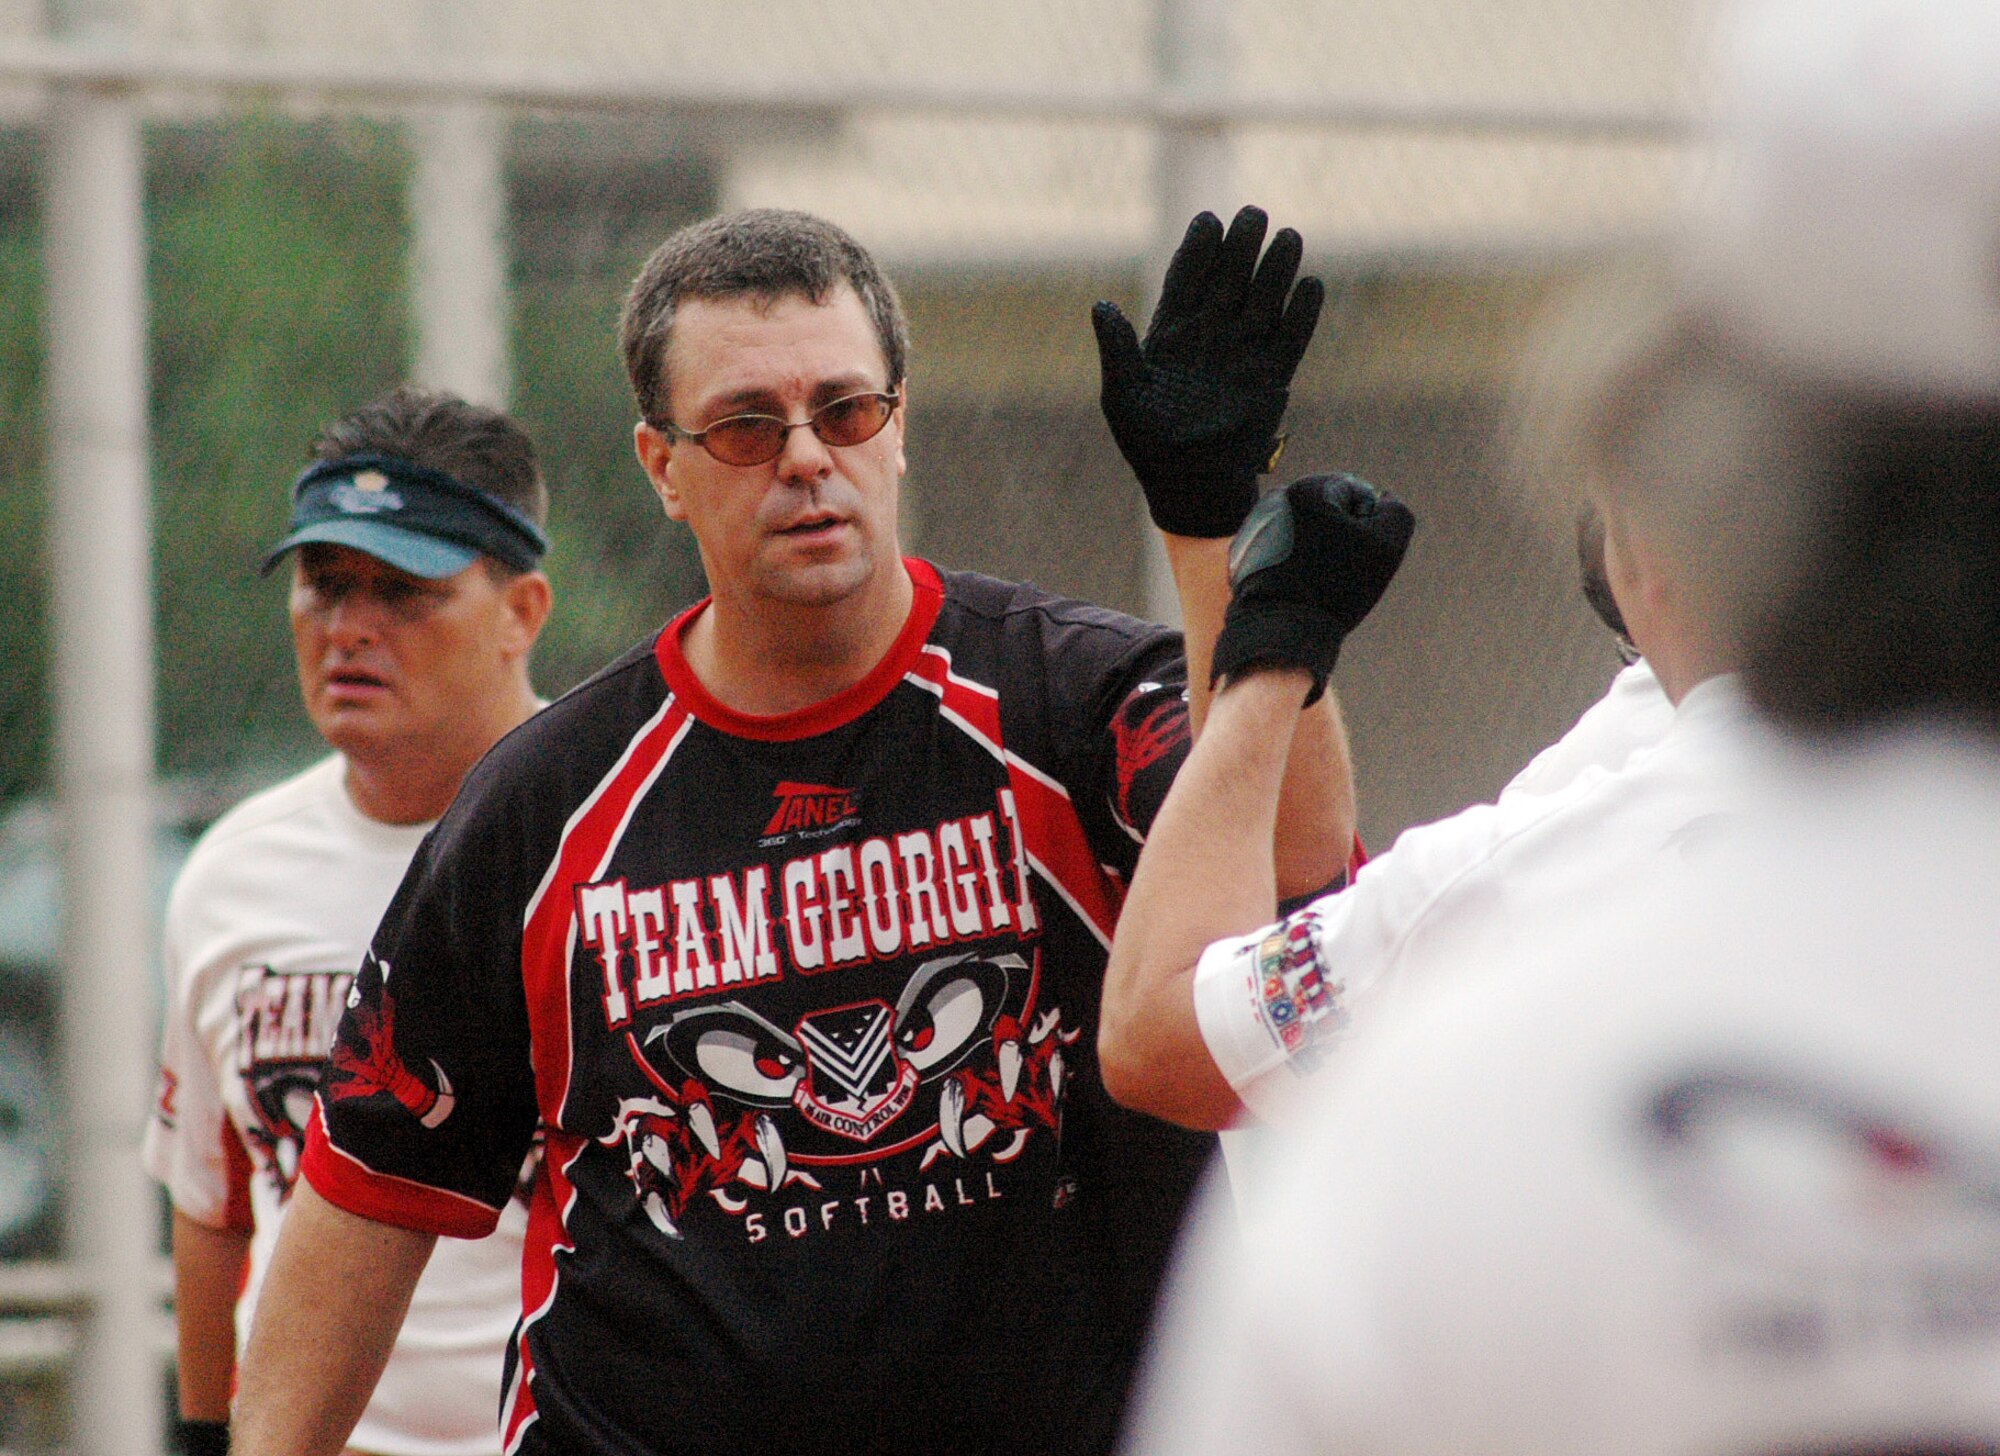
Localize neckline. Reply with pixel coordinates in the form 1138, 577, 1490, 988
322, 755, 436, 844
654, 559, 943, 742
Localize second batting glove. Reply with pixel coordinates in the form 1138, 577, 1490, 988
1093, 206, 1325, 538
1211, 472, 1416, 705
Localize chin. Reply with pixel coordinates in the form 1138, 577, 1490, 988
760, 554, 880, 608
311, 705, 401, 759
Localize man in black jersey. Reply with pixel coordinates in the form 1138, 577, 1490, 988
236, 207, 1358, 1456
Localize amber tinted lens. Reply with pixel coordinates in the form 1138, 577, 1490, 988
813, 392, 896, 447
700, 415, 790, 466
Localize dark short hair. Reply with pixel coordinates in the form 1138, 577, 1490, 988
313, 385, 548, 530
1746, 398, 2000, 735
618, 208, 911, 428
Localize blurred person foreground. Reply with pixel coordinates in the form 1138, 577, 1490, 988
1124, 0, 2000, 1453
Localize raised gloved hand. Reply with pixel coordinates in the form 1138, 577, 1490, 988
1093, 206, 1325, 538
1211, 472, 1416, 705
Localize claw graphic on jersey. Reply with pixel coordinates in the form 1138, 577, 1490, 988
753, 1115, 787, 1190
618, 949, 1074, 1232
1109, 691, 1190, 832
326, 960, 457, 1129
997, 1023, 1024, 1103
685, 1088, 721, 1160
919, 1010, 1077, 1172
602, 1084, 819, 1238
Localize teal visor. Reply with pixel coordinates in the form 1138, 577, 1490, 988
261, 453, 547, 579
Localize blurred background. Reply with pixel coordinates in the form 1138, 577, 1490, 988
0, 0, 1710, 1449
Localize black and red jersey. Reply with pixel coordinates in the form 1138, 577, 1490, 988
303, 560, 1215, 1456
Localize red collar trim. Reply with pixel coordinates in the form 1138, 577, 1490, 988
654, 559, 943, 742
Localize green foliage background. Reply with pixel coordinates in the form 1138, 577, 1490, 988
0, 198, 45, 807
0, 115, 708, 808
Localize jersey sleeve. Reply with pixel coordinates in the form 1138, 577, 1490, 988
1191, 892, 1367, 1121
301, 799, 541, 1240
1046, 614, 1193, 879
143, 885, 254, 1234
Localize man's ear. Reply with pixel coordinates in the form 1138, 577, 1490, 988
635, 421, 687, 521
502, 570, 553, 657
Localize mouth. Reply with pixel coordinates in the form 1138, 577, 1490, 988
323, 665, 391, 701
774, 513, 848, 541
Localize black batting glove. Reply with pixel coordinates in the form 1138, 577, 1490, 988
1211, 472, 1416, 706
1093, 206, 1326, 538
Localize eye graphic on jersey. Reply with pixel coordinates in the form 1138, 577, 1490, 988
649, 1003, 803, 1109
642, 952, 1025, 1145
893, 952, 1017, 1076
617, 948, 1082, 1234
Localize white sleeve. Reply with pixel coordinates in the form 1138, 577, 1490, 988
141, 884, 250, 1231
1190, 896, 1356, 1108
1189, 798, 1532, 1122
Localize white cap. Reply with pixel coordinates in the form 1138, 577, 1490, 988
1688, 0, 2000, 398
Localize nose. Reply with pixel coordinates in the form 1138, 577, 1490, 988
772, 415, 835, 487
322, 589, 386, 649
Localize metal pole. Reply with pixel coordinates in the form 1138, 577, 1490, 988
0, 37, 1695, 139
1143, 0, 1236, 626
44, 77, 164, 1456
410, 98, 510, 408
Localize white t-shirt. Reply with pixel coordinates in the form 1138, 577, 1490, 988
1194, 662, 1711, 1121
1131, 723, 2000, 1456
143, 755, 526, 1456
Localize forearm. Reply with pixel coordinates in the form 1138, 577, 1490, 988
1163, 533, 1355, 898
1160, 534, 1229, 735
1274, 695, 1354, 898
233, 1182, 436, 1456
171, 1211, 252, 1422
1101, 670, 1311, 1128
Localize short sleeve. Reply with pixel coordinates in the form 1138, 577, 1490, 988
143, 904, 254, 1234
302, 808, 541, 1239
1190, 889, 1375, 1121
1061, 623, 1193, 877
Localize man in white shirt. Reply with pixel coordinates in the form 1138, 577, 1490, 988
143, 386, 553, 1456
1127, 0, 2000, 1449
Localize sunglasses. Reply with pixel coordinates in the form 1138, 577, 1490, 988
662, 389, 902, 468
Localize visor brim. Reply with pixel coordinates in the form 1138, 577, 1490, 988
259, 519, 482, 580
